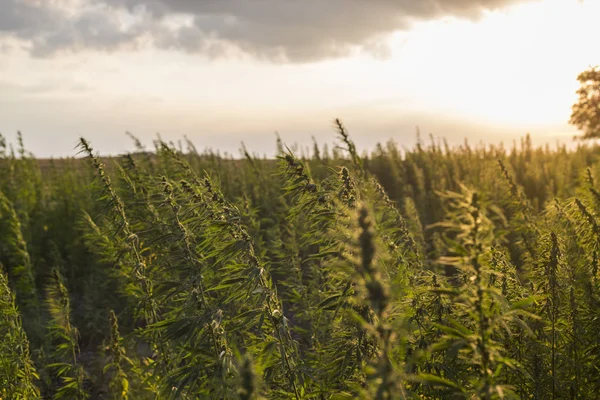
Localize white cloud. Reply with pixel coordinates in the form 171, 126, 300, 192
1, 0, 536, 61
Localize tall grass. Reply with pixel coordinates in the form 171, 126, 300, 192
1, 125, 600, 398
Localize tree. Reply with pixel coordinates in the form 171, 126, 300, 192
570, 66, 600, 139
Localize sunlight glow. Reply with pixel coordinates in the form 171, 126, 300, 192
1, 0, 599, 156
384, 0, 599, 127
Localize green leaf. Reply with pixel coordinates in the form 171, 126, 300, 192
416, 373, 463, 391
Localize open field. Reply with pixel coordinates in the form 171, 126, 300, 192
2, 127, 600, 399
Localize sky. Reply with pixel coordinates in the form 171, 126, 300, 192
0, 0, 598, 157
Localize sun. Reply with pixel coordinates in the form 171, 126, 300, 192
376, 0, 599, 129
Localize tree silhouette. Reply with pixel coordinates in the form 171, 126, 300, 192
570, 66, 600, 139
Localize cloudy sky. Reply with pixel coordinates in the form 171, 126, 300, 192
0, 0, 598, 157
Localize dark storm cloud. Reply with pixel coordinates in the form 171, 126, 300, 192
0, 0, 534, 61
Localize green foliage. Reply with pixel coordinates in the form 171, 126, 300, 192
45, 269, 89, 399
2, 124, 600, 398
570, 66, 600, 140
103, 310, 132, 400
0, 191, 41, 342
0, 264, 40, 399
